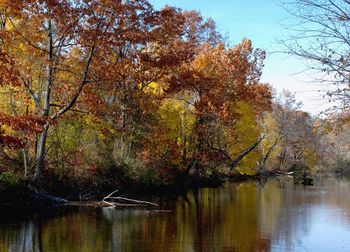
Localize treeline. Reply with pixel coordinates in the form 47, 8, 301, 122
0, 0, 347, 197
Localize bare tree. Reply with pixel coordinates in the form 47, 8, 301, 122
281, 0, 350, 110
260, 91, 302, 170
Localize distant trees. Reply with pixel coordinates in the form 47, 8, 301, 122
316, 112, 350, 173
260, 91, 319, 172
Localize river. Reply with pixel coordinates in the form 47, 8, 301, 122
1, 177, 350, 252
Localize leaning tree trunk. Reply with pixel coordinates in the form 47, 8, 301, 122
33, 44, 95, 183
230, 135, 265, 170
211, 135, 265, 170
259, 134, 282, 170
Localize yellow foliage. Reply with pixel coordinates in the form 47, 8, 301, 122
260, 112, 284, 169
226, 101, 261, 175
158, 93, 196, 148
140, 82, 167, 95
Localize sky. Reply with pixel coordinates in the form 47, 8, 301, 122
149, 0, 333, 115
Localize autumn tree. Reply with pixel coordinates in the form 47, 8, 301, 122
261, 91, 318, 171
0, 0, 203, 183
0, 0, 282, 192
259, 91, 302, 170
0, 46, 46, 175
167, 39, 272, 173
77, 9, 223, 181
315, 111, 350, 173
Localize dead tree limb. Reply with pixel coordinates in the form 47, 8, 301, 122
108, 196, 159, 207
101, 190, 159, 207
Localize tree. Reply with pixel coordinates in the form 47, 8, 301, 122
260, 91, 318, 171
0, 0, 281, 191
282, 0, 350, 111
227, 101, 263, 175
82, 8, 222, 178
0, 0, 195, 183
0, 50, 44, 174
316, 111, 350, 173
167, 40, 272, 172
260, 91, 302, 170
158, 92, 196, 165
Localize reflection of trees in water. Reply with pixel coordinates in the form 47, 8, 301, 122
0, 210, 115, 252
1, 178, 350, 251
323, 178, 350, 222
87, 185, 275, 251
266, 181, 312, 250
0, 221, 40, 252
122, 183, 273, 251
267, 178, 350, 251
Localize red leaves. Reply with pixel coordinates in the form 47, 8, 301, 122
0, 114, 46, 133
0, 114, 46, 149
166, 40, 272, 121
246, 83, 272, 116
0, 135, 24, 149
0, 51, 20, 87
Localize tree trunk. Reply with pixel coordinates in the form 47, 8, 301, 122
230, 135, 264, 170
181, 112, 188, 163
278, 145, 287, 170
259, 134, 281, 170
211, 136, 264, 170
35, 123, 49, 182
22, 148, 28, 178
34, 19, 53, 183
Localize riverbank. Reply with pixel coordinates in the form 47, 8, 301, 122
0, 169, 299, 210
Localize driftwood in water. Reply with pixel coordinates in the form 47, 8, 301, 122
67, 201, 147, 208
107, 196, 159, 206
257, 170, 294, 178
101, 190, 159, 208
272, 171, 294, 176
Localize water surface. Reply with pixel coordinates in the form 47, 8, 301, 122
1, 177, 350, 252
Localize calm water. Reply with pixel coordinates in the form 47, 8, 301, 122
1, 178, 350, 252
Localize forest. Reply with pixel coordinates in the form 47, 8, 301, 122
0, 0, 349, 205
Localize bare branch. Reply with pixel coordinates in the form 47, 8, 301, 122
51, 46, 96, 120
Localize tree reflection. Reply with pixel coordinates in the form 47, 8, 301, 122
1, 178, 350, 251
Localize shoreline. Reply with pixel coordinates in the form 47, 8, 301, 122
0, 170, 301, 211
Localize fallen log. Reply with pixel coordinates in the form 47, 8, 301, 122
101, 190, 159, 208
67, 201, 150, 208
107, 196, 159, 207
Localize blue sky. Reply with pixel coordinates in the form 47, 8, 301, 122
149, 0, 331, 115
